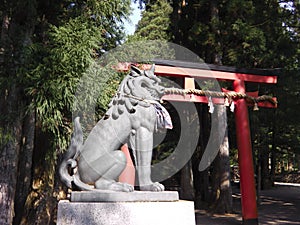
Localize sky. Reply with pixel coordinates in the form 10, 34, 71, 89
124, 1, 142, 35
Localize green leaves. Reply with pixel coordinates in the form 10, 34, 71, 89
227, 19, 266, 66
129, 0, 172, 41
50, 18, 102, 68
125, 0, 174, 63
19, 0, 131, 150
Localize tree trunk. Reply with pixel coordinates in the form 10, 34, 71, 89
270, 110, 277, 185
0, 84, 24, 225
260, 140, 272, 189
209, 0, 222, 65
209, 105, 232, 213
179, 103, 195, 200
193, 104, 211, 208
205, 0, 232, 213
180, 160, 194, 200
260, 113, 272, 190
20, 128, 57, 225
193, 147, 209, 209
13, 109, 35, 225
0, 1, 37, 224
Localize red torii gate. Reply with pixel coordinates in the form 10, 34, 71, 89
118, 60, 277, 225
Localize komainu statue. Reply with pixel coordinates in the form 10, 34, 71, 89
59, 65, 172, 192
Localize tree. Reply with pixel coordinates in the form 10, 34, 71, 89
0, 1, 130, 224
168, 0, 299, 211
170, 0, 233, 212
125, 0, 173, 61
271, 0, 300, 177
0, 1, 38, 224
131, 0, 172, 41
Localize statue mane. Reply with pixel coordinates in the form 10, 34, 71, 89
108, 65, 163, 120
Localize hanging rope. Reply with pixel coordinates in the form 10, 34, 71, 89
164, 88, 277, 110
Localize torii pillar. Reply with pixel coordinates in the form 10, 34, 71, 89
233, 79, 258, 224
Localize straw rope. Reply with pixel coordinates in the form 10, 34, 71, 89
164, 88, 277, 109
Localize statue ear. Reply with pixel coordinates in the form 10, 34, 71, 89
130, 65, 142, 76
150, 64, 155, 72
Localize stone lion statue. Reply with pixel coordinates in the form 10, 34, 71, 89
59, 65, 172, 192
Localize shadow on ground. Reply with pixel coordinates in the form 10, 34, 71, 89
195, 183, 300, 225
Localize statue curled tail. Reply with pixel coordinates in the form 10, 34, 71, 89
59, 117, 94, 191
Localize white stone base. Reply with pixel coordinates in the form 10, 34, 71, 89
70, 190, 179, 202
57, 200, 195, 225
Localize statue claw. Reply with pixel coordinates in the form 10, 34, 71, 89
95, 179, 134, 192
140, 182, 165, 192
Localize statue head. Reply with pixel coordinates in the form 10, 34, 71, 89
127, 64, 164, 100
109, 64, 165, 119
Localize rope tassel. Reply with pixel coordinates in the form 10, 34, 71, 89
253, 102, 259, 111
224, 97, 230, 106
230, 102, 235, 112
208, 97, 214, 113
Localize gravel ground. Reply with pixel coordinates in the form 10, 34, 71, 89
195, 182, 300, 225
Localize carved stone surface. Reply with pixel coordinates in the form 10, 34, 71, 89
57, 200, 196, 225
59, 64, 173, 192
70, 190, 179, 202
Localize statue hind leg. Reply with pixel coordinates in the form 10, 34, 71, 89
90, 150, 134, 192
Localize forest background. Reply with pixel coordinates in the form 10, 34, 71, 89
0, 0, 299, 224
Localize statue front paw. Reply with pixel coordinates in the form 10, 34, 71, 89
95, 179, 134, 192
140, 182, 165, 192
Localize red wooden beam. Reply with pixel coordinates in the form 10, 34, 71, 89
115, 63, 277, 84
154, 65, 277, 84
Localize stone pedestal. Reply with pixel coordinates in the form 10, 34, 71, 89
57, 200, 195, 225
57, 191, 195, 225
70, 190, 179, 202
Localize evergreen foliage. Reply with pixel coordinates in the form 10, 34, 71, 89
0, 1, 131, 224
22, 0, 131, 149
171, 0, 300, 186
126, 0, 173, 62
134, 0, 173, 40
136, 0, 300, 209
